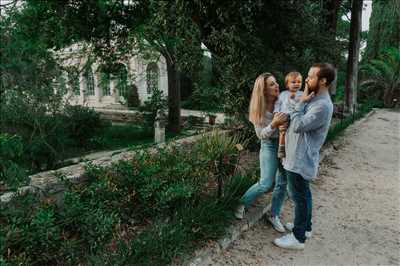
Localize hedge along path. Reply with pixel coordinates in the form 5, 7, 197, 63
0, 129, 232, 206
204, 109, 400, 266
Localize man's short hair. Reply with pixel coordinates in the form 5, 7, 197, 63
312, 63, 336, 86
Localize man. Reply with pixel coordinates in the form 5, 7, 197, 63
273, 63, 335, 249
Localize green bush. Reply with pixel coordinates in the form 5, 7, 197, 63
126, 84, 141, 108
195, 130, 246, 197
139, 88, 168, 127
182, 85, 224, 113
0, 133, 27, 189
1, 132, 251, 265
360, 47, 400, 107
326, 101, 375, 142
63, 105, 106, 147
0, 102, 109, 172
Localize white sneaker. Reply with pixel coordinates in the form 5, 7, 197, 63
235, 204, 245, 219
273, 233, 305, 250
285, 222, 312, 238
268, 216, 286, 233
285, 222, 294, 231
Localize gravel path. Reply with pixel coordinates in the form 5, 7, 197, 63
207, 109, 400, 266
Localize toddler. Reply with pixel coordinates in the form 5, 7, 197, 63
274, 71, 303, 158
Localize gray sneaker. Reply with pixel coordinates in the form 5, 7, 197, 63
268, 216, 286, 233
285, 222, 312, 238
235, 204, 245, 219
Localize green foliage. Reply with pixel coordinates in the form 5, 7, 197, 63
139, 88, 168, 127
195, 131, 247, 197
90, 124, 153, 149
0, 134, 27, 189
181, 55, 220, 112
63, 105, 106, 146
1, 132, 251, 265
364, 0, 400, 61
189, 1, 344, 139
189, 84, 224, 113
326, 101, 375, 142
0, 1, 75, 172
126, 84, 141, 108
360, 48, 400, 107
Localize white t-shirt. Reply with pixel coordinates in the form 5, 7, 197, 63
274, 90, 303, 114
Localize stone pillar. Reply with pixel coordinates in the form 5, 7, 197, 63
154, 109, 166, 144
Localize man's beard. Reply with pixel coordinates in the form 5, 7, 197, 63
308, 82, 320, 94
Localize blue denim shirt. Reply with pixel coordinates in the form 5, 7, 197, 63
283, 92, 333, 180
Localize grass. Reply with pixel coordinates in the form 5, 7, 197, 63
62, 124, 198, 161
326, 102, 375, 142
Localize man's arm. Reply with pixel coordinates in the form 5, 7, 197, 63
290, 102, 330, 133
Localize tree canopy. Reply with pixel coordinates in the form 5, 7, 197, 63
364, 0, 400, 61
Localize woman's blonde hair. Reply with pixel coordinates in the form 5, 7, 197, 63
249, 72, 273, 125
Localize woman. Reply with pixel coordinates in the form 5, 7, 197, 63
235, 72, 289, 233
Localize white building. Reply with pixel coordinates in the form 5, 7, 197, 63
56, 43, 168, 109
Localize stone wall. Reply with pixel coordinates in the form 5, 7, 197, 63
0, 130, 230, 205
96, 108, 144, 123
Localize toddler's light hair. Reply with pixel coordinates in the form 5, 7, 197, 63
284, 71, 302, 88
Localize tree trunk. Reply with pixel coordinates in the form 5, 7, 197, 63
383, 88, 394, 108
324, 0, 343, 36
166, 57, 181, 133
323, 0, 342, 98
344, 0, 363, 113
211, 55, 221, 86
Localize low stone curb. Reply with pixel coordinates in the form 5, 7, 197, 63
184, 203, 272, 266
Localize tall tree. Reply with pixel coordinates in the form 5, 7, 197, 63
364, 0, 400, 61
133, 1, 203, 133
323, 0, 344, 37
189, 1, 342, 116
345, 0, 363, 113
322, 0, 344, 96
13, 0, 203, 133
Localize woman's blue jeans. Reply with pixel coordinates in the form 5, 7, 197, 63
240, 139, 287, 216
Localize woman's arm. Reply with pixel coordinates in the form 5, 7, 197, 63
255, 124, 276, 139
254, 112, 287, 139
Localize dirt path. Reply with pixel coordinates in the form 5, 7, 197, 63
207, 109, 400, 266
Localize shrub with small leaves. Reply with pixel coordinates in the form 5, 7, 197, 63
0, 133, 27, 189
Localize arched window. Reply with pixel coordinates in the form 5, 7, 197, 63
84, 68, 95, 96
56, 74, 67, 94
68, 70, 80, 95
100, 71, 111, 96
146, 62, 159, 94
116, 65, 128, 98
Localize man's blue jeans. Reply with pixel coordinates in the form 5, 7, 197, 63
286, 170, 312, 243
240, 139, 286, 215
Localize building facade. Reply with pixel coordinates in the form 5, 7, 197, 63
57, 44, 168, 110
